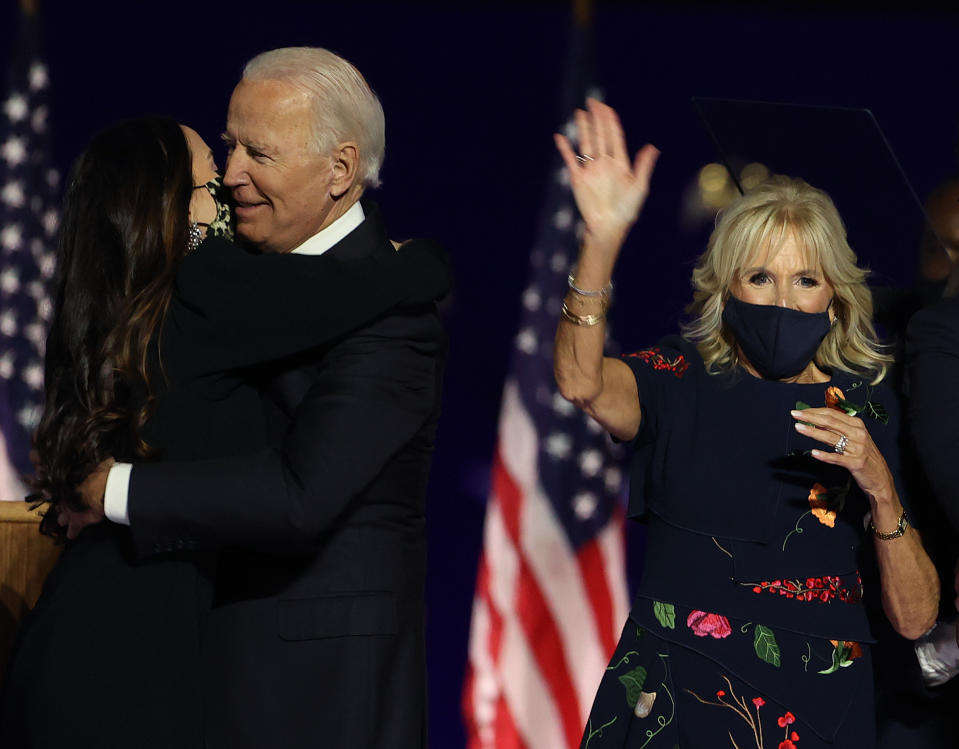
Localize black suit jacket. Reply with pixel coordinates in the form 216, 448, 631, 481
0, 206, 448, 749
127, 203, 447, 748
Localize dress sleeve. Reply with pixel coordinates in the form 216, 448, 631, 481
619, 335, 693, 444
618, 335, 696, 519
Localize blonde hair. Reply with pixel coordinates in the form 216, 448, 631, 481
682, 175, 891, 383
243, 47, 385, 188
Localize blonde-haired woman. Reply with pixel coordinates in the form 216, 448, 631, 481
554, 100, 938, 748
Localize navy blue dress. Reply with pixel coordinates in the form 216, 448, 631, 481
581, 336, 902, 749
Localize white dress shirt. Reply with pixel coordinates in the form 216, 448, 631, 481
104, 202, 366, 525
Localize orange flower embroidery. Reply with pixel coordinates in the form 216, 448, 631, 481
808, 483, 836, 528
830, 639, 863, 660
825, 386, 846, 410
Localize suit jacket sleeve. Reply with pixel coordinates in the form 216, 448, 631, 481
175, 236, 450, 374
906, 297, 959, 532
128, 306, 444, 555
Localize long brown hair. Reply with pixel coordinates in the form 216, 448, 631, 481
33, 117, 193, 536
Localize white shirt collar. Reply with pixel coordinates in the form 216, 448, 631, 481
290, 201, 366, 256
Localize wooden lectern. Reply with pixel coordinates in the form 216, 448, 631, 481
0, 502, 61, 687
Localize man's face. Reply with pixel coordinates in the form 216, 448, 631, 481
222, 79, 337, 253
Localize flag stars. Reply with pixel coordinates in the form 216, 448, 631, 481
24, 322, 45, 347
46, 169, 59, 188
31, 105, 48, 133
1, 224, 23, 251
585, 414, 603, 434
0, 310, 17, 336
573, 491, 598, 520
22, 363, 43, 390
2, 180, 25, 207
550, 252, 568, 273
1, 136, 27, 167
3, 93, 28, 122
516, 328, 538, 355
39, 253, 55, 279
578, 449, 603, 477
553, 207, 573, 231
1, 267, 20, 293
42, 209, 58, 236
17, 404, 40, 430
29, 62, 49, 91
522, 287, 542, 311
0, 352, 12, 379
605, 467, 623, 494
556, 166, 571, 187
545, 432, 572, 460
552, 391, 576, 417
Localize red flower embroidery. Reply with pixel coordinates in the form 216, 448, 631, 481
747, 574, 861, 604
752, 697, 765, 708
716, 689, 726, 697
624, 348, 689, 378
778, 741, 796, 749
686, 610, 732, 639
777, 712, 796, 727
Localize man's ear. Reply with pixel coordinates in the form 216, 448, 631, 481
330, 142, 359, 198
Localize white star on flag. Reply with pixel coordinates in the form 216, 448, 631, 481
3, 93, 28, 122
1, 224, 23, 250
1, 136, 27, 167
2, 180, 25, 207
545, 431, 573, 460
28, 63, 48, 91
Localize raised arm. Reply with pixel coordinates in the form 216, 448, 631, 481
552, 99, 659, 441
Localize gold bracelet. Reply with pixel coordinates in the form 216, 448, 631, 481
561, 301, 605, 326
870, 508, 908, 540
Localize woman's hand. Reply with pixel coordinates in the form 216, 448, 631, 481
57, 457, 114, 539
554, 98, 659, 253
791, 407, 896, 506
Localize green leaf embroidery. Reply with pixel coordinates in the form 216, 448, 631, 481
653, 601, 675, 629
818, 647, 842, 675
753, 625, 781, 667
795, 400, 811, 410
819, 642, 855, 675
618, 665, 648, 708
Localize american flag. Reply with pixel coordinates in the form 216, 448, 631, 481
0, 10, 58, 499
462, 14, 630, 749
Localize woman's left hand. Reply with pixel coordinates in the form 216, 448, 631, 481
791, 407, 896, 505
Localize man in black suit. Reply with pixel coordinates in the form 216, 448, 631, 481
78, 47, 446, 748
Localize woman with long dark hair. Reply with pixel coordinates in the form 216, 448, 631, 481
0, 116, 446, 747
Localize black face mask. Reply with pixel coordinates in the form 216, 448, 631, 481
722, 296, 832, 380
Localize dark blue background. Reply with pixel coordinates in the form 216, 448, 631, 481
3, 1, 958, 744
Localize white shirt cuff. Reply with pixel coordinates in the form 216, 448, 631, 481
103, 462, 133, 526
915, 619, 959, 687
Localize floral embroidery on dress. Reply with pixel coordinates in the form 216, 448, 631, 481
685, 676, 801, 749
583, 627, 677, 748
624, 348, 689, 378
742, 574, 863, 604
782, 480, 850, 550
687, 610, 732, 639
796, 382, 888, 424
818, 639, 863, 675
